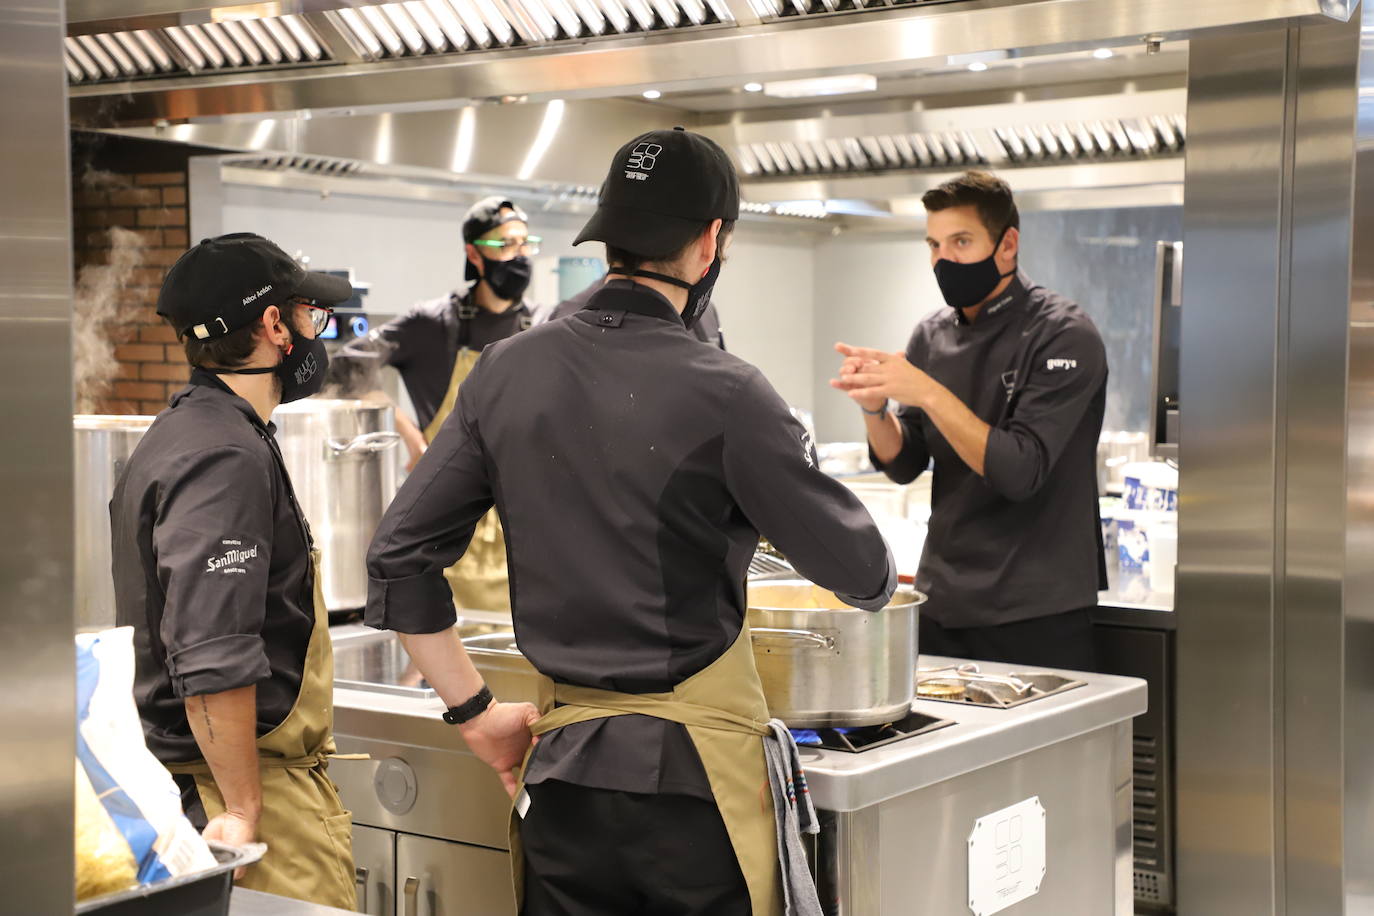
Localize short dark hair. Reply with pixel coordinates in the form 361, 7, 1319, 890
606, 219, 737, 275
178, 317, 259, 369
921, 171, 1019, 240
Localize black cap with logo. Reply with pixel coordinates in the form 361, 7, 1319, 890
156, 233, 354, 340
573, 126, 740, 258
462, 196, 529, 245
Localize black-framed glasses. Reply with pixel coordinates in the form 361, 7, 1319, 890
473, 235, 542, 257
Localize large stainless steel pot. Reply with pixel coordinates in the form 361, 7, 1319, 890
748, 580, 925, 728
273, 399, 400, 613
74, 415, 155, 631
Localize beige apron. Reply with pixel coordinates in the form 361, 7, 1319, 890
169, 551, 357, 911
424, 347, 511, 612
510, 622, 783, 915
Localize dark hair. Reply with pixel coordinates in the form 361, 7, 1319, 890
921, 171, 1019, 240
606, 218, 737, 275
179, 317, 260, 369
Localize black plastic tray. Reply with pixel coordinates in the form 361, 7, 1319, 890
76, 841, 267, 916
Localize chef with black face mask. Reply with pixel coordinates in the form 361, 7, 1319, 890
109, 233, 359, 909
340, 196, 543, 613
832, 170, 1109, 672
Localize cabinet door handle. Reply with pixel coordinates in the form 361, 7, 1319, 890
354, 866, 370, 912
404, 875, 420, 916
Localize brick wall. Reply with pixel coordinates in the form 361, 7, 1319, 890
73, 169, 191, 415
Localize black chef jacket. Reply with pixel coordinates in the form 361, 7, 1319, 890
343, 285, 534, 430
875, 272, 1107, 629
367, 279, 896, 798
547, 279, 725, 350
110, 369, 315, 763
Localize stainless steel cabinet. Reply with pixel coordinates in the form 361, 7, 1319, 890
396, 834, 516, 916
353, 823, 397, 916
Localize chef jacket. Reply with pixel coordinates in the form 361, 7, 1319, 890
341, 285, 536, 430
546, 279, 726, 350
875, 272, 1108, 629
110, 369, 316, 763
367, 279, 896, 798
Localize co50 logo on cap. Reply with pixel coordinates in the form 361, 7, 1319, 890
625, 142, 662, 181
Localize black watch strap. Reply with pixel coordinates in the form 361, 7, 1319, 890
442, 685, 494, 725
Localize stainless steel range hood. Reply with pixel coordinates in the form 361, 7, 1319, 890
67, 0, 1354, 126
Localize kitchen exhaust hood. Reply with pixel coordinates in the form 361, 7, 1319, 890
66, 0, 1354, 126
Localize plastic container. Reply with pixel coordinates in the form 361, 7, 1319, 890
76, 842, 265, 916
1118, 509, 1173, 570
1148, 518, 1178, 595
1122, 461, 1179, 512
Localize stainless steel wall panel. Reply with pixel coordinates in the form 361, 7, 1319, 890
1344, 16, 1374, 910
1177, 28, 1292, 916
1282, 17, 1358, 914
0, 0, 75, 911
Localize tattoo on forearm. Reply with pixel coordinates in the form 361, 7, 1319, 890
200, 696, 215, 741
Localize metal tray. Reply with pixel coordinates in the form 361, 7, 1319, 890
76, 841, 266, 916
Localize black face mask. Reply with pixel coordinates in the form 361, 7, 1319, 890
933, 232, 1015, 311
208, 323, 329, 404
622, 255, 722, 330
477, 255, 532, 302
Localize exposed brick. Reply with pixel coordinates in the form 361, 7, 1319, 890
76, 189, 110, 207
81, 230, 111, 249
86, 208, 137, 229
165, 344, 185, 362
114, 361, 141, 382
114, 343, 165, 362
130, 266, 168, 288
139, 399, 169, 415
161, 186, 187, 206
114, 380, 164, 400
138, 323, 179, 344
134, 171, 186, 187
141, 362, 190, 382
162, 228, 188, 247
102, 399, 140, 415
110, 187, 161, 207
144, 247, 185, 267
137, 208, 187, 228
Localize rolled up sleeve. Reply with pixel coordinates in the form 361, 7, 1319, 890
725, 369, 896, 610
870, 405, 931, 485
983, 322, 1107, 501
153, 446, 274, 697
366, 356, 495, 633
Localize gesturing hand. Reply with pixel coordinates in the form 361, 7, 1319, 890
830, 342, 936, 409
459, 700, 542, 797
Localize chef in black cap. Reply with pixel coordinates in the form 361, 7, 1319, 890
365, 128, 894, 915
340, 195, 543, 613
109, 233, 361, 907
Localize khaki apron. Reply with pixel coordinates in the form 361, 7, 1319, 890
169, 551, 357, 911
510, 622, 783, 915
424, 347, 511, 612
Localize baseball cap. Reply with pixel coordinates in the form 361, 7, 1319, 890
573, 126, 740, 258
463, 196, 529, 244
156, 233, 353, 340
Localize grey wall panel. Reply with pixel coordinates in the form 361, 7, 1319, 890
0, 0, 76, 911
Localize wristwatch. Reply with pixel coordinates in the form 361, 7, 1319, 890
442, 685, 494, 725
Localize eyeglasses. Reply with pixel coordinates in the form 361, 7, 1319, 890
288, 297, 334, 336
473, 236, 542, 257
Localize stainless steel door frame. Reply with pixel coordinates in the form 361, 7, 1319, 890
0, 0, 75, 911
353, 824, 398, 916
1178, 13, 1364, 914
395, 833, 517, 916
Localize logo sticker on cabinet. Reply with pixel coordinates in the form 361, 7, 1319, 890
967, 795, 1046, 915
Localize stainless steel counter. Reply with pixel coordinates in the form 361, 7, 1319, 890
230, 888, 356, 914
802, 656, 1146, 813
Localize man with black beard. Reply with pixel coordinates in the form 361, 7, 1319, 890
343, 197, 544, 611
832, 170, 1108, 672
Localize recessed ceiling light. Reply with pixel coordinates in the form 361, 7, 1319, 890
1093, 47, 1114, 60
967, 61, 988, 72
762, 73, 877, 98
642, 89, 662, 99
744, 82, 763, 93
